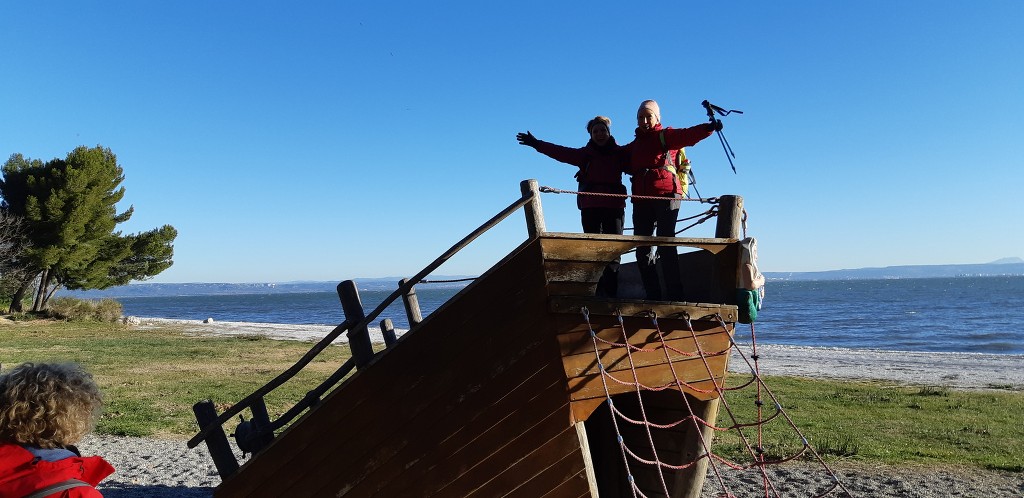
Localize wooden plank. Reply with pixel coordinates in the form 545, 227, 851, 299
217, 240, 549, 497
549, 295, 738, 323
570, 397, 606, 424
468, 426, 586, 498
543, 260, 606, 282
538, 470, 592, 498
540, 233, 737, 257
539, 236, 637, 262
286, 294, 556, 497
427, 399, 573, 497
488, 444, 591, 498
557, 327, 731, 361
561, 338, 731, 379
546, 281, 598, 297
554, 317, 731, 357
540, 479, 592, 498
403, 381, 569, 493
333, 350, 565, 497
566, 355, 730, 402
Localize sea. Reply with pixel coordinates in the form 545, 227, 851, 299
111, 276, 1024, 355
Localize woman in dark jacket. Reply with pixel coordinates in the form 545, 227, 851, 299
517, 116, 629, 296
624, 100, 719, 301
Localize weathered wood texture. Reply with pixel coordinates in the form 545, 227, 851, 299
215, 232, 743, 498
549, 304, 735, 423
215, 238, 590, 498
539, 233, 736, 303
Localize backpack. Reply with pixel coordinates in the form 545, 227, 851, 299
658, 131, 694, 197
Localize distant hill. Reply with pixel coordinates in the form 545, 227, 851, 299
60, 276, 475, 298
766, 260, 1024, 281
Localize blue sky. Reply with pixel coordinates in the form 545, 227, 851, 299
2, 2, 1021, 283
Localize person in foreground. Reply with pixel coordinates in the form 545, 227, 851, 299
518, 116, 629, 297
626, 99, 720, 301
0, 362, 114, 497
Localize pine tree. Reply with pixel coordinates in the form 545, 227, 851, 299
0, 146, 177, 311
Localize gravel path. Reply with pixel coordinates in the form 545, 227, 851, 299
81, 434, 1024, 497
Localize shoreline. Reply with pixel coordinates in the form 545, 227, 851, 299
137, 317, 1024, 391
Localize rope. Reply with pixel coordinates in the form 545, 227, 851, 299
614, 310, 672, 496
675, 208, 719, 235
583, 307, 640, 498
540, 185, 718, 204
541, 185, 720, 237
581, 307, 854, 498
419, 277, 477, 284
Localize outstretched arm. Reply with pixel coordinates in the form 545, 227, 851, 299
661, 121, 721, 150
516, 131, 587, 167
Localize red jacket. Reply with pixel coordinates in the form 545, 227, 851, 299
0, 443, 114, 497
532, 138, 629, 209
625, 123, 713, 198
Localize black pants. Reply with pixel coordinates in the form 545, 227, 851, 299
581, 207, 624, 298
632, 198, 683, 301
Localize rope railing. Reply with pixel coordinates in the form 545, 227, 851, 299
540, 185, 720, 241
539, 185, 718, 204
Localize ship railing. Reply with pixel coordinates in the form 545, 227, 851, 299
187, 180, 547, 480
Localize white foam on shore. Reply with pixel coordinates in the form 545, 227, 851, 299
134, 317, 1024, 391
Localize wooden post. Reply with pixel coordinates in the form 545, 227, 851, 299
249, 397, 275, 451
676, 194, 743, 497
192, 399, 239, 479
380, 318, 397, 347
521, 179, 545, 238
672, 394, 723, 498
400, 278, 423, 329
338, 280, 373, 368
715, 195, 743, 239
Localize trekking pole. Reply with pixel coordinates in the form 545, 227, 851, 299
701, 99, 742, 174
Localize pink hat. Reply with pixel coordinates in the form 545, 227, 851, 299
637, 100, 661, 124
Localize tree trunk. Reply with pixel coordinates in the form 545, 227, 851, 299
32, 268, 48, 312
42, 280, 61, 309
8, 275, 34, 313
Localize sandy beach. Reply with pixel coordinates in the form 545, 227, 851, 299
99, 318, 1023, 496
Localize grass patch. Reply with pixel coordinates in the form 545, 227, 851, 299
2, 320, 1022, 473
715, 375, 1024, 471
0, 320, 352, 438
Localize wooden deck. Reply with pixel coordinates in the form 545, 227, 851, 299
213, 231, 740, 497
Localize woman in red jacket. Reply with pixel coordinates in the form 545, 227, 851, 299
517, 116, 629, 296
625, 100, 720, 301
0, 363, 114, 497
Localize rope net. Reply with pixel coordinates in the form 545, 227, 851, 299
580, 307, 854, 497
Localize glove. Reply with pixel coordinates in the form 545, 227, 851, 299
516, 131, 539, 148
706, 119, 724, 132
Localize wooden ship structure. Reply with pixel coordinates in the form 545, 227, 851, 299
190, 180, 756, 497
